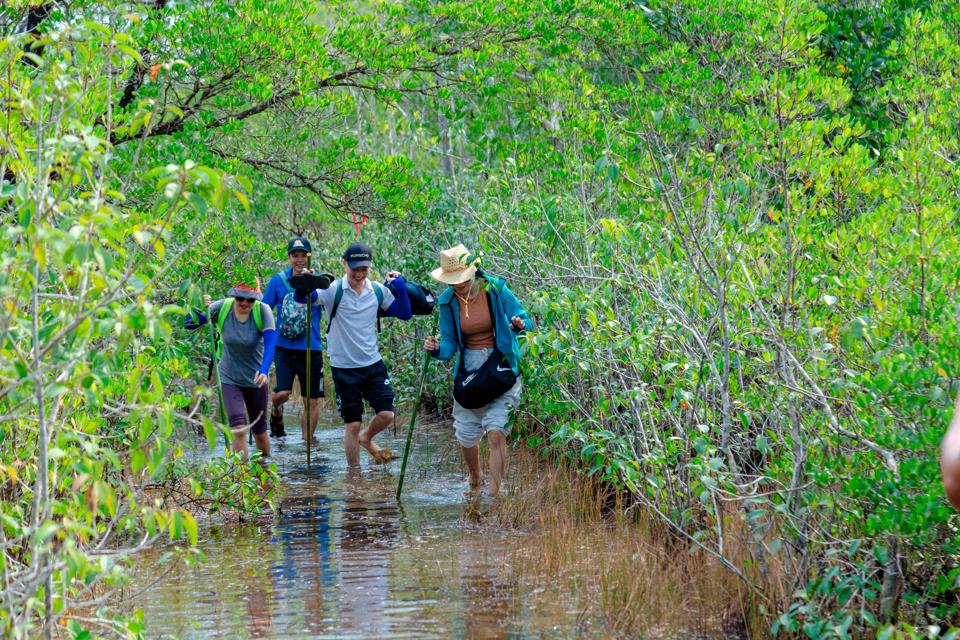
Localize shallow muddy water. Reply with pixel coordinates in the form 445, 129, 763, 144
128, 409, 610, 639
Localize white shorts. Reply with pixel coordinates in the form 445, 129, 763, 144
452, 348, 522, 448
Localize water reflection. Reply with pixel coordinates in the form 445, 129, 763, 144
458, 549, 518, 640
244, 553, 273, 639
128, 410, 607, 639
336, 470, 398, 636
272, 491, 338, 632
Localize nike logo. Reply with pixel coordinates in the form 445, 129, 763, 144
462, 373, 477, 385
496, 364, 512, 373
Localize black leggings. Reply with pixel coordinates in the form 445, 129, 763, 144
221, 383, 268, 435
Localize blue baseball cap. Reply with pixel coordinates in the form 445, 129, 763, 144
342, 242, 372, 268
287, 237, 311, 254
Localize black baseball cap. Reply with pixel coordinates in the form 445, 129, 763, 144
287, 237, 312, 254
342, 242, 372, 268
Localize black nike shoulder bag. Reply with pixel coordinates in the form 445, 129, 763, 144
452, 292, 518, 410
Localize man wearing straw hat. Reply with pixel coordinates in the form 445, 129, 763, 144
423, 244, 530, 497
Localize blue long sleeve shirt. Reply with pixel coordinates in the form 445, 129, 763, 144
262, 268, 324, 351
384, 276, 412, 320
259, 329, 278, 375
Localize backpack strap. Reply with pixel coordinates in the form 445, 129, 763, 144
372, 281, 385, 307
326, 280, 387, 333
216, 298, 264, 360
448, 298, 470, 375
215, 298, 233, 361
278, 269, 294, 294
252, 300, 263, 332
373, 282, 385, 333
325, 279, 345, 334
485, 291, 497, 339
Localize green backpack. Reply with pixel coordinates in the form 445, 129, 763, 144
215, 298, 263, 360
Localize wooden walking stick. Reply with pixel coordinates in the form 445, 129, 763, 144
397, 315, 438, 500
290, 266, 334, 469
304, 252, 313, 469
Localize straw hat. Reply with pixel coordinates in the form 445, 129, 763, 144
430, 244, 478, 285
227, 278, 262, 301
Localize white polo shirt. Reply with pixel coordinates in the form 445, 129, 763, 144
318, 276, 394, 369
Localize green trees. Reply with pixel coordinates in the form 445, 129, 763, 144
0, 1, 538, 636
0, 13, 286, 638
0, 23, 224, 638
389, 0, 960, 634
3, 0, 959, 636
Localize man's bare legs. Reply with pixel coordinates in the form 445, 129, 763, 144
273, 390, 321, 442
344, 410, 394, 466
344, 421, 363, 466
302, 397, 321, 441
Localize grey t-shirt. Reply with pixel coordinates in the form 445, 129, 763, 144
210, 300, 276, 387
318, 277, 394, 369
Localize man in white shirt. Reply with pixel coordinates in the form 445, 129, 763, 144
317, 242, 412, 466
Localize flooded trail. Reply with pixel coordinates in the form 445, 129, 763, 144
129, 409, 606, 639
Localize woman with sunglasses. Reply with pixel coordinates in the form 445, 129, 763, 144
185, 281, 277, 459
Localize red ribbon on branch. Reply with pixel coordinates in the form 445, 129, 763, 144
350, 210, 369, 238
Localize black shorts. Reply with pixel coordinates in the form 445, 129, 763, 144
330, 360, 395, 424
274, 347, 324, 398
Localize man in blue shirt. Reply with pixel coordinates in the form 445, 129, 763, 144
261, 237, 325, 441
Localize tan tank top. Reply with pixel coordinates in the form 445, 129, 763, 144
458, 291, 495, 349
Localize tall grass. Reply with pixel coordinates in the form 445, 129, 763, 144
489, 446, 751, 638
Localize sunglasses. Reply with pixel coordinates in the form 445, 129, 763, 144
234, 296, 256, 303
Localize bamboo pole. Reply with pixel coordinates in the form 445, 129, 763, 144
397, 315, 438, 500
305, 253, 313, 468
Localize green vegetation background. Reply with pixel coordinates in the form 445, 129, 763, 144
2, 0, 959, 637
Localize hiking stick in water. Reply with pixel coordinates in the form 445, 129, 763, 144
396, 314, 439, 500
304, 252, 313, 469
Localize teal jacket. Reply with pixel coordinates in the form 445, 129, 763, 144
434, 273, 531, 376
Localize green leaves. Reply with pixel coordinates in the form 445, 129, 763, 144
0, 15, 271, 637
2, 0, 959, 635
392, 0, 960, 635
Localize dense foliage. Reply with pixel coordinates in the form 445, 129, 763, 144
0, 11, 279, 639
2, 0, 959, 637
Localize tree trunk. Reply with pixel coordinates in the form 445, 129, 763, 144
879, 534, 902, 622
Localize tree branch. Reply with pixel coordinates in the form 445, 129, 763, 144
111, 66, 367, 146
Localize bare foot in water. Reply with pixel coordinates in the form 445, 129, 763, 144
358, 432, 394, 463
357, 431, 379, 455
464, 474, 484, 496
